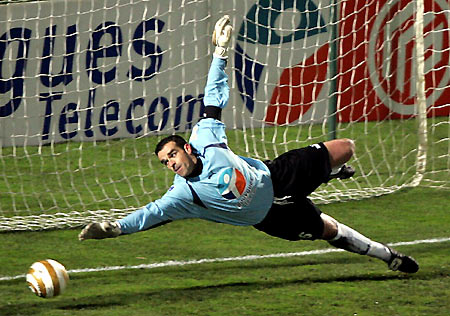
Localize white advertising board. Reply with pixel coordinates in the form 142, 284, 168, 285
0, 0, 337, 146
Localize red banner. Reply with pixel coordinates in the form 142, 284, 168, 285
338, 0, 450, 121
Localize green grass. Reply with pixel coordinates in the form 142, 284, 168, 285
0, 118, 449, 314
0, 187, 449, 315
1, 117, 448, 218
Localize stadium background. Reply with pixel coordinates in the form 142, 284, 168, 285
0, 0, 449, 314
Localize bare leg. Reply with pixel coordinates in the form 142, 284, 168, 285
323, 138, 355, 179
323, 138, 355, 168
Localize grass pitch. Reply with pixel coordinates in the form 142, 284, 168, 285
1, 117, 448, 218
0, 187, 449, 316
0, 118, 449, 314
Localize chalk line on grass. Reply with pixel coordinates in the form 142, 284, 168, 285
1, 237, 449, 282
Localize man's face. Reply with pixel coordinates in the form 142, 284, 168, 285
157, 141, 197, 177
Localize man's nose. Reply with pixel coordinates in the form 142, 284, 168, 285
168, 159, 175, 169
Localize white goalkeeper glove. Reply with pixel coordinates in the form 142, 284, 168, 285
212, 15, 233, 58
78, 221, 121, 241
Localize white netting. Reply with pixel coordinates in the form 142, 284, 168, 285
0, 0, 449, 231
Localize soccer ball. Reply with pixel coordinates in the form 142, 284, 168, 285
26, 259, 69, 298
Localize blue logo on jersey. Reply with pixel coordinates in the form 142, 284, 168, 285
218, 167, 246, 200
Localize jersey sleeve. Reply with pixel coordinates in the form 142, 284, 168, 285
117, 185, 195, 234
203, 57, 229, 109
189, 119, 228, 154
189, 57, 229, 153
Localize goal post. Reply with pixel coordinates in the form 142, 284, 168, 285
1, 0, 449, 231
411, 0, 427, 187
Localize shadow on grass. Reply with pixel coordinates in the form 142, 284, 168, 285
0, 264, 446, 316
2, 243, 447, 315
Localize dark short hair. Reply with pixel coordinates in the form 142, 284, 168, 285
154, 135, 187, 156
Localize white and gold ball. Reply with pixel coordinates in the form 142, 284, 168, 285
26, 259, 69, 298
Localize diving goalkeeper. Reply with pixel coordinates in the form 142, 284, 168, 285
79, 16, 418, 274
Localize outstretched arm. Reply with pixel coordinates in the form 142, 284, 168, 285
78, 202, 178, 241
78, 187, 195, 240
202, 15, 233, 120
77, 204, 167, 241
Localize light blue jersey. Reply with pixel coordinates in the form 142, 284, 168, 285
118, 57, 274, 234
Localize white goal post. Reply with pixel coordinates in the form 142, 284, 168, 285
0, 0, 449, 231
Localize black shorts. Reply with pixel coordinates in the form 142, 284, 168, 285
253, 143, 331, 241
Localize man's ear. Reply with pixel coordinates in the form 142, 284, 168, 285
184, 143, 193, 155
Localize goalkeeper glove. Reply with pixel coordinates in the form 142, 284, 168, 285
78, 221, 121, 241
212, 15, 233, 58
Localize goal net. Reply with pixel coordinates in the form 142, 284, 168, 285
1, 0, 449, 231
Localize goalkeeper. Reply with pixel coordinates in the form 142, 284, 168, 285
79, 16, 418, 274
